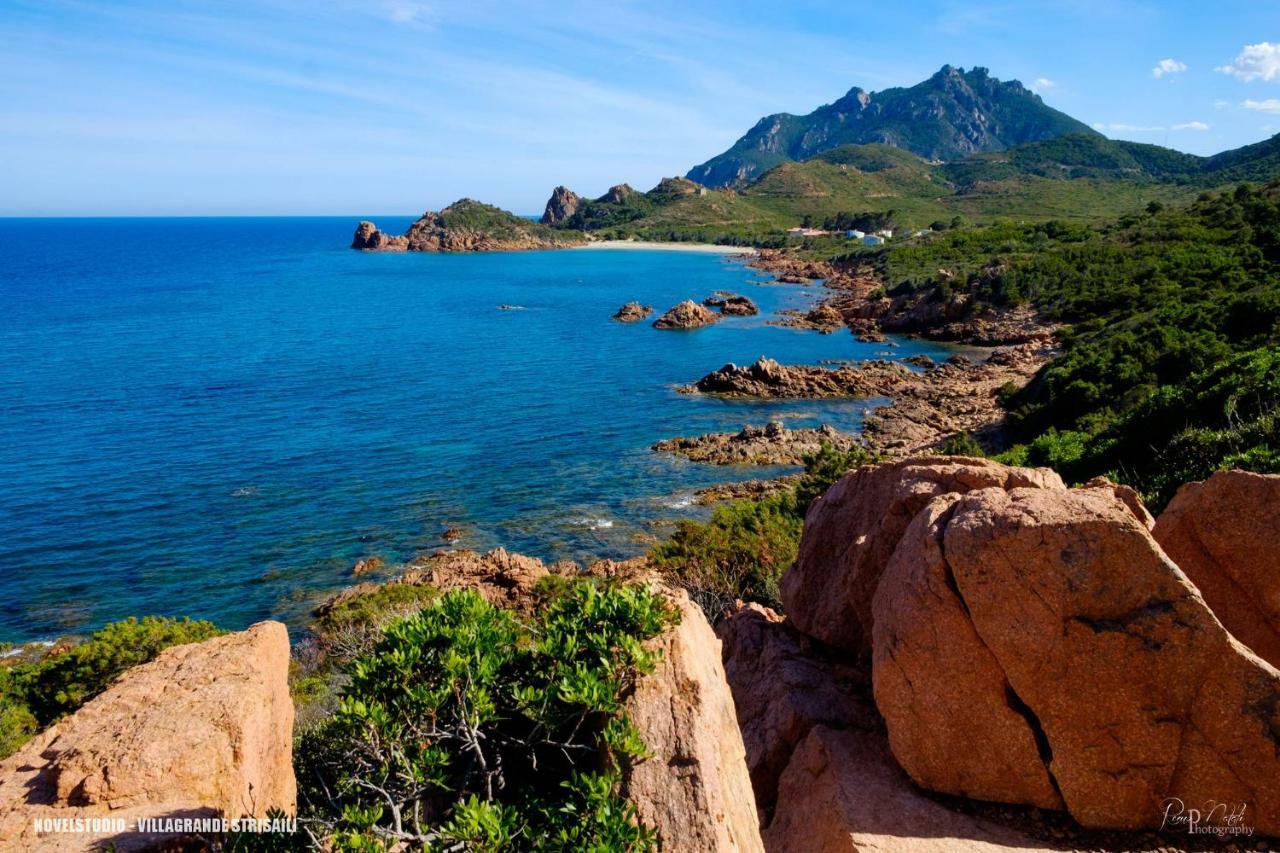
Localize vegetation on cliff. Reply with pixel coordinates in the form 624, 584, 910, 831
652, 443, 871, 616
0, 616, 222, 758
294, 582, 676, 850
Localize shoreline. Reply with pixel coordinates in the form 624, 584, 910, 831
576, 240, 754, 255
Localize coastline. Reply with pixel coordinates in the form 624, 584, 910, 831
576, 240, 754, 255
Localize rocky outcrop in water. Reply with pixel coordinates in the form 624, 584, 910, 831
612, 301, 653, 322
540, 185, 580, 226
653, 300, 719, 330
353, 199, 586, 253
688, 356, 910, 398
653, 422, 856, 465
703, 292, 759, 316
0, 622, 295, 851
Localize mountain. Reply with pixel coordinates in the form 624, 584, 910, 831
687, 65, 1100, 188
1202, 132, 1280, 184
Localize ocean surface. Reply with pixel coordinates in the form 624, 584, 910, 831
0, 217, 968, 642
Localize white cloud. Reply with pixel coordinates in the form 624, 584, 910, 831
1093, 122, 1164, 132
1171, 121, 1210, 131
1242, 98, 1280, 114
1031, 77, 1055, 93
382, 1, 432, 24
1214, 100, 1232, 109
1152, 58, 1187, 78
1217, 42, 1280, 82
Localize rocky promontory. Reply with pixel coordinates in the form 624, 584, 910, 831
654, 422, 857, 465
703, 292, 759, 316
352, 199, 586, 253
654, 300, 719, 330
539, 185, 580, 226
687, 356, 910, 398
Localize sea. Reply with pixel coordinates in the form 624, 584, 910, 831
0, 217, 969, 642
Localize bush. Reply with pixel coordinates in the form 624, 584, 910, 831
940, 432, 986, 457
312, 582, 440, 662
0, 616, 222, 759
295, 584, 676, 850
651, 442, 873, 618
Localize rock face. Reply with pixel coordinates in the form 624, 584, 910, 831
623, 591, 765, 853
351, 220, 408, 251
764, 726, 1053, 853
703, 292, 760, 316
540, 185, 580, 225
612, 301, 653, 323
716, 604, 874, 822
1154, 470, 1280, 668
601, 183, 635, 204
653, 422, 857, 466
783, 456, 1064, 654
872, 485, 1280, 833
653, 300, 719, 330
0, 622, 295, 851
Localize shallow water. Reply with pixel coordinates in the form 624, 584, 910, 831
0, 218, 966, 640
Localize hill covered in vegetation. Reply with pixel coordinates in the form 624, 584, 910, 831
686, 65, 1099, 188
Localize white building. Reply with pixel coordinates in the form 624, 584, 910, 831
875, 229, 894, 239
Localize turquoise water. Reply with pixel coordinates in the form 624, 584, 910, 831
0, 218, 964, 641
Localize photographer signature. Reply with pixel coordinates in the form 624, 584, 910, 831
1160, 798, 1254, 836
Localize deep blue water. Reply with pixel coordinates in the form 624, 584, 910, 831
0, 218, 967, 642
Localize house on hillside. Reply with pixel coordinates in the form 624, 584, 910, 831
875, 229, 894, 239
862, 234, 885, 246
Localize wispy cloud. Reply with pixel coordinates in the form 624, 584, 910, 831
1151, 58, 1186, 78
1242, 99, 1280, 115
1093, 122, 1164, 132
1214, 100, 1232, 109
1171, 121, 1209, 131
1218, 42, 1280, 82
1031, 77, 1054, 93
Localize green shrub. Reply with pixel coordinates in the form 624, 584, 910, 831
0, 616, 222, 759
13, 616, 222, 727
295, 584, 676, 850
652, 442, 873, 617
940, 432, 986, 457
312, 582, 439, 661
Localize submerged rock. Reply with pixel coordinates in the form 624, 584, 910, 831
653, 300, 719, 330
612, 301, 654, 322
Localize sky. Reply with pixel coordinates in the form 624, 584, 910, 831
3, 0, 1280, 216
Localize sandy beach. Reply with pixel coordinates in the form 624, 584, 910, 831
576, 240, 754, 254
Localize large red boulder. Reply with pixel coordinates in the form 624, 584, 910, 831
873, 485, 1280, 833
783, 456, 1064, 654
1154, 470, 1280, 669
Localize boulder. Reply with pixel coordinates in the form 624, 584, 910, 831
716, 603, 874, 822
400, 547, 560, 614
623, 591, 764, 853
1154, 470, 1280, 668
540, 185, 580, 226
612, 301, 654, 323
0, 622, 295, 851
764, 726, 1054, 852
1081, 476, 1154, 530
783, 457, 1064, 654
653, 300, 719, 330
351, 220, 380, 248
873, 485, 1280, 833
872, 495, 1064, 810
703, 293, 760, 316
601, 183, 635, 204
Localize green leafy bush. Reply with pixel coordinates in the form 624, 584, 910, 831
0, 616, 222, 759
295, 584, 676, 850
652, 442, 873, 616
311, 582, 440, 661
940, 432, 986, 457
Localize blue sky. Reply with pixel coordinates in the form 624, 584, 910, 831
3, 0, 1279, 215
